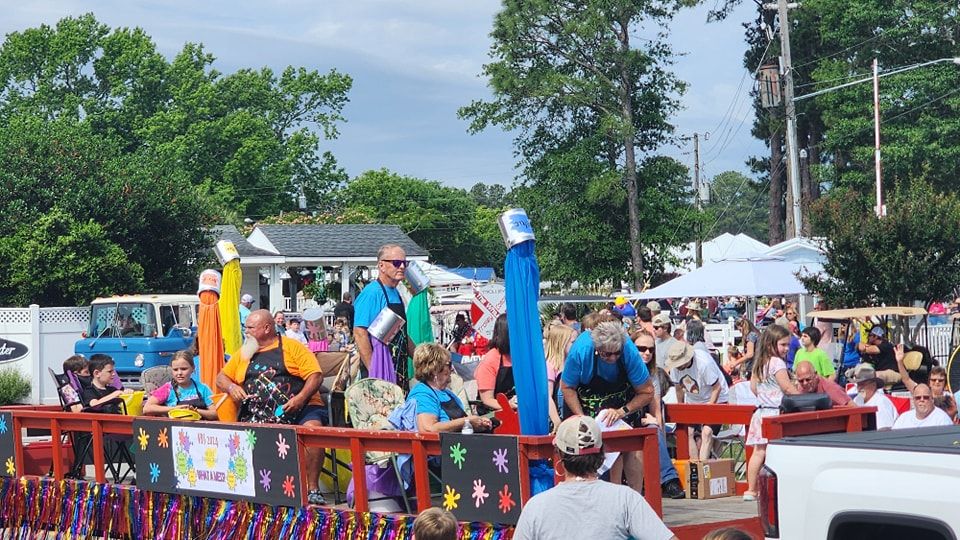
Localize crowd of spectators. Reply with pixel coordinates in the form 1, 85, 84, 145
55, 246, 958, 539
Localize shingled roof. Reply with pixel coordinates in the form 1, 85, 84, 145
249, 224, 428, 259
212, 225, 277, 257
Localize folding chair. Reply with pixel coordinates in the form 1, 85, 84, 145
139, 365, 172, 394
49, 368, 91, 479
712, 381, 756, 479
49, 368, 135, 482
345, 378, 415, 513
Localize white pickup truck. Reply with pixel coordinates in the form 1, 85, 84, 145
759, 425, 960, 539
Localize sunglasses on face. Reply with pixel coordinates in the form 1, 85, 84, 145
930, 378, 946, 383
636, 346, 654, 353
914, 395, 933, 401
381, 259, 408, 268
598, 350, 620, 359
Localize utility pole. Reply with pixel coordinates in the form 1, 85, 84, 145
693, 133, 703, 267
872, 58, 885, 217
765, 0, 803, 239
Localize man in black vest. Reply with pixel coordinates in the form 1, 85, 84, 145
353, 244, 418, 390
217, 309, 327, 504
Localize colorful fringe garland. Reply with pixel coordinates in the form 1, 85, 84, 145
0, 478, 512, 540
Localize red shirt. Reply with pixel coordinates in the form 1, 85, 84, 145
815, 376, 851, 407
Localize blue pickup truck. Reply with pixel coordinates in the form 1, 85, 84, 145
74, 295, 199, 386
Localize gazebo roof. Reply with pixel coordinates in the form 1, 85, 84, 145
212, 225, 276, 257
214, 223, 429, 264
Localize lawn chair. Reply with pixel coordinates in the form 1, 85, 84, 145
140, 365, 172, 394
49, 368, 92, 479
345, 378, 414, 512
49, 368, 136, 483
712, 380, 755, 479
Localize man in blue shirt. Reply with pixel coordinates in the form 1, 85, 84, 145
561, 321, 653, 423
353, 244, 418, 390
560, 321, 654, 491
239, 294, 254, 326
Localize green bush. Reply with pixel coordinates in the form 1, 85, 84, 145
0, 368, 31, 405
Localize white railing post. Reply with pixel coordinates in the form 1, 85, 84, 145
29, 304, 41, 405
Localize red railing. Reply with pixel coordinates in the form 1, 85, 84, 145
665, 403, 757, 462
3, 406, 662, 516
762, 406, 876, 440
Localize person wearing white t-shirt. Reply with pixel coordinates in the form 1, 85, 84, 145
666, 341, 729, 461
893, 384, 954, 430
850, 364, 897, 430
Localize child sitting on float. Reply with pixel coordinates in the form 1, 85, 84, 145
143, 350, 218, 420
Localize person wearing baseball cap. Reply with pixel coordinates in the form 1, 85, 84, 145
856, 325, 900, 386
613, 296, 637, 318
513, 415, 676, 540
651, 312, 677, 369
239, 293, 255, 325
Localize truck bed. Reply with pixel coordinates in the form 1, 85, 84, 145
767, 426, 960, 539
773, 425, 960, 454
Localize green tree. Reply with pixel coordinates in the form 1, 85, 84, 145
800, 180, 960, 308
0, 14, 352, 219
468, 182, 510, 208
338, 169, 489, 267
702, 170, 769, 243
0, 115, 215, 301
726, 0, 960, 240
0, 209, 145, 306
514, 134, 697, 285
460, 0, 690, 288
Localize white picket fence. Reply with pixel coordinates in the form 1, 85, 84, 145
922, 324, 954, 363
0, 305, 89, 406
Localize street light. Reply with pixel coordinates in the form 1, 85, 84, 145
794, 57, 960, 217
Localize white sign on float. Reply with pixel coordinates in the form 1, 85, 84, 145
171, 425, 256, 497
472, 284, 506, 339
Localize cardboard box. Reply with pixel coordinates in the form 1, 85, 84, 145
684, 459, 735, 499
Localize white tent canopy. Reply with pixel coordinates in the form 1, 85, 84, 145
417, 261, 474, 288
636, 257, 808, 299
666, 232, 769, 273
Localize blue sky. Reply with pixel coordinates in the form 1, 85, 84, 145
1, 0, 765, 190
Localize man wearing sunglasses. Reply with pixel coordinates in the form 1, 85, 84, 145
354, 244, 418, 390
892, 383, 953, 429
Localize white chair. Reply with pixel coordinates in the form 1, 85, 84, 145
712, 380, 755, 478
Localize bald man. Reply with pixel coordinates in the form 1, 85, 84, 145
794, 361, 851, 407
893, 384, 953, 430
217, 309, 327, 504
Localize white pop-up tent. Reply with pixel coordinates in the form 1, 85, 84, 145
417, 261, 474, 288
636, 257, 809, 299
666, 232, 769, 273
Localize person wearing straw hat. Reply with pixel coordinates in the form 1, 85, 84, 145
895, 345, 957, 420
513, 415, 676, 540
613, 296, 637, 318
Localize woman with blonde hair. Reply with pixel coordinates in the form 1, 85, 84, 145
634, 330, 685, 499
406, 343, 492, 433
544, 323, 576, 429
